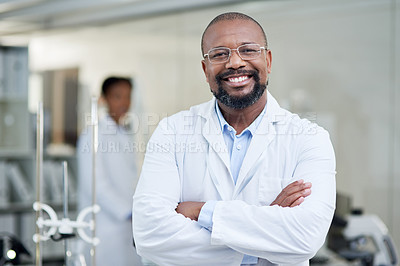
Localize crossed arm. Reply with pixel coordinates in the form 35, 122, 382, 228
176, 179, 312, 221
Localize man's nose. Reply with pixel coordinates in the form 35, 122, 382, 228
225, 50, 246, 69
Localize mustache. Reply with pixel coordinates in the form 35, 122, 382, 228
215, 69, 258, 81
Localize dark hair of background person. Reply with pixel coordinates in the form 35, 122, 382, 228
101, 76, 132, 96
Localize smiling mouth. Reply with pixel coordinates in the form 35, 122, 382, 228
226, 75, 250, 83
222, 75, 253, 87
216, 69, 257, 87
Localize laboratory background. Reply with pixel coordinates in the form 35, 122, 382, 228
0, 0, 399, 265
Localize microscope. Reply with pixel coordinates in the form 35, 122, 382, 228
326, 193, 398, 266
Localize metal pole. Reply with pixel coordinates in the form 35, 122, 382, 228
62, 161, 68, 223
62, 161, 70, 265
35, 102, 43, 266
90, 97, 98, 266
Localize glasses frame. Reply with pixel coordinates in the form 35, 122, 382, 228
203, 44, 266, 64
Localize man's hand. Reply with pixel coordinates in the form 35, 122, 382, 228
175, 201, 205, 221
270, 179, 312, 207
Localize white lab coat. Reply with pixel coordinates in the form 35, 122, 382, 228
133, 91, 336, 266
77, 115, 138, 266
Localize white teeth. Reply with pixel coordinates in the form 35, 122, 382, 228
228, 76, 248, 83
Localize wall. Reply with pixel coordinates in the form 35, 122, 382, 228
28, 0, 400, 256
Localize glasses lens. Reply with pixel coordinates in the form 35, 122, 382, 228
238, 44, 261, 60
208, 48, 230, 63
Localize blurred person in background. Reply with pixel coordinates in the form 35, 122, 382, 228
77, 76, 141, 266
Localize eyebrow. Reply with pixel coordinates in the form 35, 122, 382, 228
209, 42, 258, 50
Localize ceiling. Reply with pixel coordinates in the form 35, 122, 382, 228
0, 0, 247, 44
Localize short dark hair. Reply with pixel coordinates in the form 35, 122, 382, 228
101, 76, 132, 96
201, 12, 268, 55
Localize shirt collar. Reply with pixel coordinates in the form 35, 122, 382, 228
214, 100, 267, 137
104, 114, 131, 132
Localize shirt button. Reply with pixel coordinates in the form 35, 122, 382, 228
236, 144, 242, 150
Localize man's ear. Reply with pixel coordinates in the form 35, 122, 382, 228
201, 60, 209, 83
265, 50, 272, 74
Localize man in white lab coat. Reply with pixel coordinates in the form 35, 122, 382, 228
77, 77, 139, 266
133, 12, 336, 266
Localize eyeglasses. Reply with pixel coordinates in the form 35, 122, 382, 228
203, 43, 266, 64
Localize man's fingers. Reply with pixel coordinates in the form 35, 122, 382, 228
282, 179, 305, 194
272, 180, 304, 205
270, 180, 312, 207
281, 180, 311, 197
175, 201, 205, 221
281, 188, 311, 207
290, 196, 304, 207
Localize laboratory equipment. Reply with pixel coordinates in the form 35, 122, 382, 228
324, 193, 398, 266
0, 233, 30, 265
342, 213, 398, 265
33, 99, 100, 266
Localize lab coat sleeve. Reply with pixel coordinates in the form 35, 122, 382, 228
133, 118, 243, 266
210, 126, 336, 264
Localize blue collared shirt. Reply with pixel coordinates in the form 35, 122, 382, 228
198, 101, 267, 265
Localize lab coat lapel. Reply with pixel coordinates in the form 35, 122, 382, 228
233, 117, 276, 198
201, 100, 234, 200
233, 92, 285, 198
206, 146, 235, 200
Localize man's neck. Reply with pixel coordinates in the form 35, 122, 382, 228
218, 93, 267, 135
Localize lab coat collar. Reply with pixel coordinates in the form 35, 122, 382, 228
200, 102, 231, 173
215, 99, 267, 138
195, 90, 287, 198
101, 114, 132, 133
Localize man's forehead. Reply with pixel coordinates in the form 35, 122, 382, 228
203, 19, 264, 46
206, 19, 259, 33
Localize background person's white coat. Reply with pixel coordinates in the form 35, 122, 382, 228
77, 114, 139, 266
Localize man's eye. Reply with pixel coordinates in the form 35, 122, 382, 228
210, 51, 229, 58
241, 48, 258, 54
